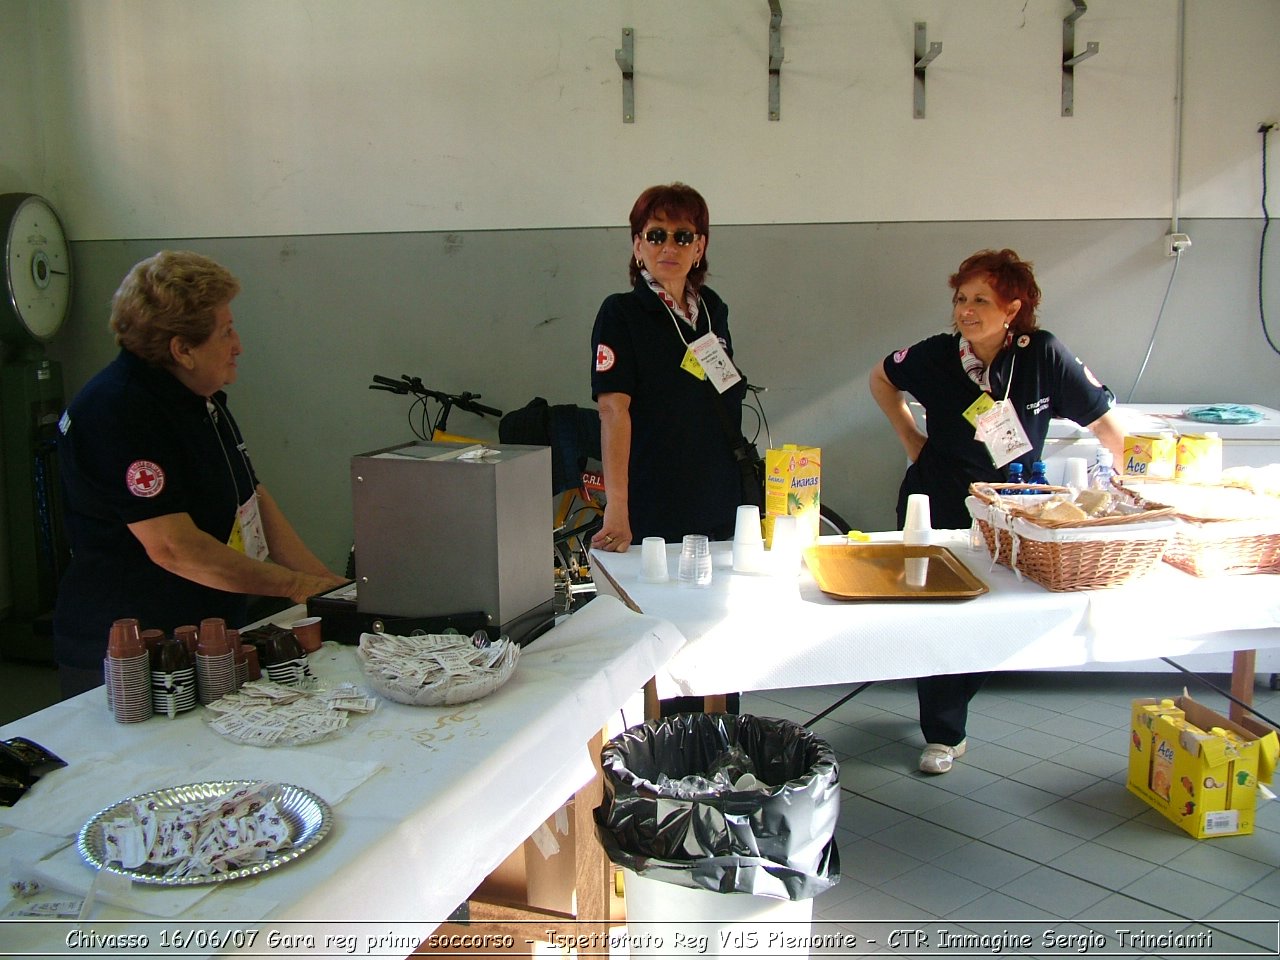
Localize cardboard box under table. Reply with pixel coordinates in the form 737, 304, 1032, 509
1127, 695, 1278, 838
350, 440, 555, 644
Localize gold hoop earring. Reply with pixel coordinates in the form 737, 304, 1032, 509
636, 257, 643, 268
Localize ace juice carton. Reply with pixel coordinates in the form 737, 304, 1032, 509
1128, 695, 1277, 838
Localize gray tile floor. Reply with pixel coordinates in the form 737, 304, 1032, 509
742, 671, 1280, 956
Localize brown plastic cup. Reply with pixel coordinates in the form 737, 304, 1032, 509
107, 618, 145, 659
175, 625, 199, 656
197, 618, 231, 656
155, 637, 192, 673
140, 629, 165, 655
291, 617, 323, 654
240, 644, 261, 681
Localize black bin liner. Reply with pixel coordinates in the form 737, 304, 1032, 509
594, 713, 840, 901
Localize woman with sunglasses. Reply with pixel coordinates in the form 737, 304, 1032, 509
590, 183, 751, 553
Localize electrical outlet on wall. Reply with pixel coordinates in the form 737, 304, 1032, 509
1165, 232, 1192, 257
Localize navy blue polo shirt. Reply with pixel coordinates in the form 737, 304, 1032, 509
54, 349, 258, 669
882, 330, 1112, 529
591, 282, 748, 541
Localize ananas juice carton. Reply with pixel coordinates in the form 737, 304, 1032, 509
764, 444, 821, 547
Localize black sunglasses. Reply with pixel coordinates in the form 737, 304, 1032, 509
643, 228, 698, 247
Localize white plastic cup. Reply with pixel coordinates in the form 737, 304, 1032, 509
769, 515, 802, 577
677, 534, 713, 587
1063, 457, 1088, 491
639, 537, 669, 583
733, 505, 763, 544
732, 505, 765, 573
903, 493, 932, 545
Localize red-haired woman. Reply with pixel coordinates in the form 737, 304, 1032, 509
590, 183, 752, 552
869, 248, 1125, 773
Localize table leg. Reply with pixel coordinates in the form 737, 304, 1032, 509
1230, 650, 1257, 723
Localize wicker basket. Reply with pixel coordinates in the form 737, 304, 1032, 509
1116, 477, 1280, 577
966, 482, 1177, 591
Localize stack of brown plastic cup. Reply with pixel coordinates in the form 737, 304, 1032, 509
151, 637, 196, 718
195, 618, 236, 704
106, 618, 152, 722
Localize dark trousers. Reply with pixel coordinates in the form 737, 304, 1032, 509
661, 693, 740, 717
917, 672, 987, 746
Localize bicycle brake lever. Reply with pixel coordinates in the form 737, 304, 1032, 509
369, 384, 406, 394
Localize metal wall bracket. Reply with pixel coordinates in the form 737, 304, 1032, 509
913, 22, 943, 119
615, 27, 634, 123
1062, 0, 1099, 117
768, 0, 783, 121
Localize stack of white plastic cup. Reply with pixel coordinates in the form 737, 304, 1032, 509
769, 515, 802, 577
639, 537, 669, 583
677, 534, 713, 587
903, 493, 932, 588
731, 505, 765, 573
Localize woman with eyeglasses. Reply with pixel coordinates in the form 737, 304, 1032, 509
590, 183, 751, 553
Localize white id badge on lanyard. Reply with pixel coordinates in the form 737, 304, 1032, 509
975, 399, 1033, 468
233, 492, 270, 562
972, 352, 1031, 468
688, 332, 742, 394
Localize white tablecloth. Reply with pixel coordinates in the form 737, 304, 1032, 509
591, 532, 1280, 698
0, 595, 685, 956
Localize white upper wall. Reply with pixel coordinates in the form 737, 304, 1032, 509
21, 0, 1280, 239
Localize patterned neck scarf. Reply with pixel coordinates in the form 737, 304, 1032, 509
641, 268, 699, 330
958, 333, 1011, 392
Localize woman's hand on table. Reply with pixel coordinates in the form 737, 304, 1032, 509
591, 508, 633, 552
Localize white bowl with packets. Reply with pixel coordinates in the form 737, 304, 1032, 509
356, 630, 519, 706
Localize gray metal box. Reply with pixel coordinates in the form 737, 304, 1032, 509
351, 441, 553, 628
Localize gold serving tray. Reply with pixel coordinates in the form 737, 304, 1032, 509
804, 544, 988, 601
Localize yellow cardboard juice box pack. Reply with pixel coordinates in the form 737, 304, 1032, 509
1127, 695, 1277, 838
1123, 433, 1176, 479
1175, 433, 1223, 483
764, 445, 821, 547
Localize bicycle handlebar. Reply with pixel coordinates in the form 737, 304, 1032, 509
368, 375, 503, 419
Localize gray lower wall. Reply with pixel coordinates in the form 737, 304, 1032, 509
45, 219, 1280, 571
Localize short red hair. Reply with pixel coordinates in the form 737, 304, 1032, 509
949, 248, 1041, 334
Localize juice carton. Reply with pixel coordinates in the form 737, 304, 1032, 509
1124, 433, 1177, 479
764, 445, 821, 547
1127, 695, 1278, 838
1175, 433, 1223, 483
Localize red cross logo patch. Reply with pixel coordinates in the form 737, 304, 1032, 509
595, 343, 616, 372
125, 460, 165, 498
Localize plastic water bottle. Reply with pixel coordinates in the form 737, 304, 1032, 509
1006, 461, 1025, 490
1028, 460, 1049, 486
1089, 448, 1116, 490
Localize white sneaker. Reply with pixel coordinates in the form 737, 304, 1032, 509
919, 740, 967, 774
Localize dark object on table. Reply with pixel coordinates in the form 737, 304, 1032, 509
4, 737, 67, 777
595, 713, 841, 900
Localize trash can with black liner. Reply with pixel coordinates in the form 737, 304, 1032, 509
594, 713, 840, 956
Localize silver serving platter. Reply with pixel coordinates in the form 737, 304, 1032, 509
77, 780, 332, 886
